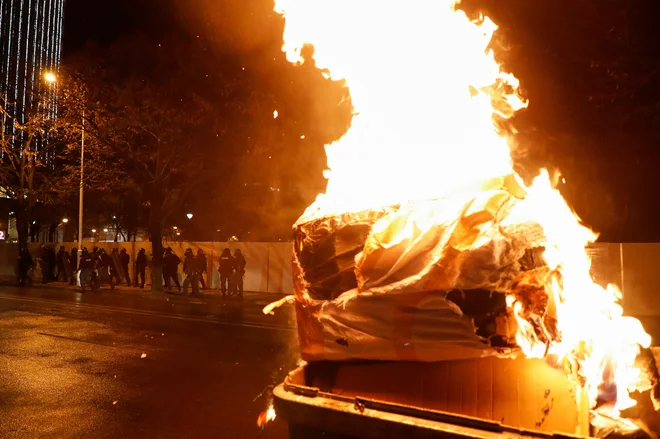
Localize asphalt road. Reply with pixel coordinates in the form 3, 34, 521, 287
0, 285, 297, 439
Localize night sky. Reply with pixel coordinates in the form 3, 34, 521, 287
61, 0, 660, 242
63, 0, 166, 55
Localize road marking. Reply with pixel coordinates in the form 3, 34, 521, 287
0, 293, 295, 332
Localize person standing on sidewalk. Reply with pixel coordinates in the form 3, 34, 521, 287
119, 248, 131, 286
163, 247, 182, 293
218, 248, 233, 298
69, 247, 78, 285
232, 249, 246, 299
109, 249, 122, 289
47, 246, 56, 282
182, 248, 200, 297
40, 245, 55, 283
134, 248, 147, 289
196, 249, 208, 290
17, 248, 34, 286
79, 248, 96, 294
91, 247, 101, 291
55, 246, 68, 282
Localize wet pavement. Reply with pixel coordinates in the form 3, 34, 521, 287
3, 283, 660, 438
0, 285, 297, 439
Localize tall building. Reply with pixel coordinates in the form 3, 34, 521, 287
1, 0, 65, 242
1, 0, 65, 134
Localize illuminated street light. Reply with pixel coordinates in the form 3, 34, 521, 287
91, 229, 97, 233
44, 72, 56, 83
103, 228, 109, 233
62, 218, 69, 224
176, 232, 181, 236
173, 226, 178, 230
186, 213, 193, 220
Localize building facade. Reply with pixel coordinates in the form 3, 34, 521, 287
1, 0, 65, 132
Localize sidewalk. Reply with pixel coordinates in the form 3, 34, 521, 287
0, 279, 286, 304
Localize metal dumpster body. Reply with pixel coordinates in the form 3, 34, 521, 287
274, 359, 591, 439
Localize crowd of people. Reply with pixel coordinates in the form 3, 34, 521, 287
16, 245, 247, 298
159, 246, 246, 298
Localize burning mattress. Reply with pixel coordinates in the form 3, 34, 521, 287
292, 175, 558, 362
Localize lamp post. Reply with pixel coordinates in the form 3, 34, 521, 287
78, 110, 85, 266
45, 73, 84, 267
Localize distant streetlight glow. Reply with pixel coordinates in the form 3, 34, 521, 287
173, 226, 178, 230
91, 229, 97, 233
273, 110, 279, 119
186, 213, 193, 220
62, 218, 69, 224
103, 228, 109, 233
44, 72, 56, 83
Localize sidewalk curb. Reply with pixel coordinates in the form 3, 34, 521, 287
0, 281, 287, 302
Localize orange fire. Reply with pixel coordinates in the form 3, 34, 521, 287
275, 0, 651, 417
257, 405, 277, 429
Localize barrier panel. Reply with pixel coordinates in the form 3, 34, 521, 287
0, 240, 294, 294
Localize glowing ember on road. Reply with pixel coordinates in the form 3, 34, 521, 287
257, 405, 277, 429
275, 0, 652, 417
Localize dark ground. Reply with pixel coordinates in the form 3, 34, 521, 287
2, 284, 659, 438
0, 285, 296, 439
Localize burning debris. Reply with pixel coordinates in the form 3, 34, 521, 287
291, 180, 566, 360
591, 411, 657, 439
256, 406, 276, 429
270, 0, 654, 430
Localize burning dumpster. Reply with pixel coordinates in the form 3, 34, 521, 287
265, 0, 657, 437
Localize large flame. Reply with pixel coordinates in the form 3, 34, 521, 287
275, 0, 651, 417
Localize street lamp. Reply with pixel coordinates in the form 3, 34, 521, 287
186, 213, 193, 220
44, 72, 56, 83
60, 218, 69, 243
103, 228, 109, 233
91, 229, 97, 233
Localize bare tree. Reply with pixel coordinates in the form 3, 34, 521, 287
0, 94, 64, 253
58, 35, 244, 289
